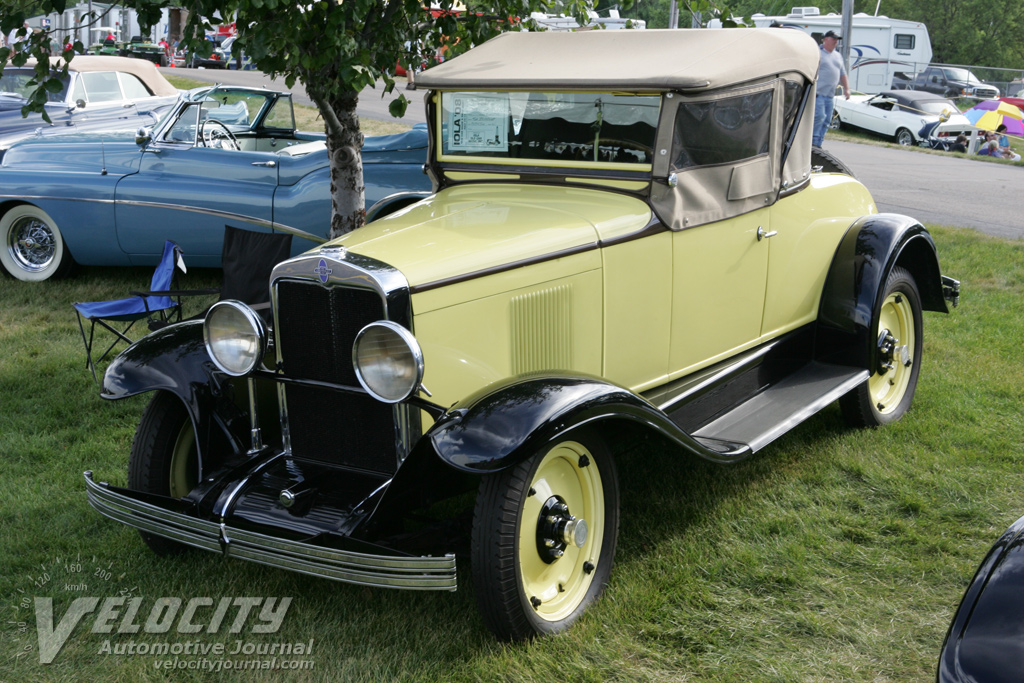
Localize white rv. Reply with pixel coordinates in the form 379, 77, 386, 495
709, 7, 932, 95
529, 9, 645, 31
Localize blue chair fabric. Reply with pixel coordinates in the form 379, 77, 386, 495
73, 240, 184, 382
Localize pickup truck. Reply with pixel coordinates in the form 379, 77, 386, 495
908, 66, 1000, 99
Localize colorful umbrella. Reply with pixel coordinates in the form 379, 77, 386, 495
964, 100, 1024, 136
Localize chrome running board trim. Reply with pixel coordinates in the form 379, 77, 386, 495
85, 472, 456, 591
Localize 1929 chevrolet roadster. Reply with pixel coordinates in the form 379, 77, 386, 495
86, 28, 960, 640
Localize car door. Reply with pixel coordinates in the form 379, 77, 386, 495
669, 208, 770, 374
844, 96, 897, 136
113, 104, 280, 264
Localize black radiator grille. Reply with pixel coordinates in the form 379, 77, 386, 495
275, 280, 398, 474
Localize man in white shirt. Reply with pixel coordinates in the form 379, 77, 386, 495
812, 30, 850, 147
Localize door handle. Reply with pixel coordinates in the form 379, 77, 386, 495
251, 160, 277, 168
757, 226, 777, 241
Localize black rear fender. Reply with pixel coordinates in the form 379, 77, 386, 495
817, 213, 950, 369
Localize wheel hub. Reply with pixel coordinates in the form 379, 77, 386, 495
12, 218, 55, 269
536, 496, 588, 564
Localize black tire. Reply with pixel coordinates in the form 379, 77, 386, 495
895, 128, 914, 146
840, 266, 923, 427
0, 204, 74, 281
811, 146, 856, 177
128, 392, 199, 555
829, 111, 842, 130
471, 429, 619, 640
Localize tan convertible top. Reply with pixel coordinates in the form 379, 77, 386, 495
416, 28, 819, 92
36, 55, 179, 97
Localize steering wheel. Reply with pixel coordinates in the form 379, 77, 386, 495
199, 119, 240, 151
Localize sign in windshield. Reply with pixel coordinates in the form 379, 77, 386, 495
438, 91, 660, 169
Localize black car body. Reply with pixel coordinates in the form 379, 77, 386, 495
937, 514, 1024, 683
912, 66, 1000, 100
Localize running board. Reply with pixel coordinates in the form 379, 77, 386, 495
691, 362, 869, 453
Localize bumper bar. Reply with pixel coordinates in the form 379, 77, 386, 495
85, 472, 456, 591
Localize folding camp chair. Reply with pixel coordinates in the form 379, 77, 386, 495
73, 240, 186, 383
163, 225, 294, 322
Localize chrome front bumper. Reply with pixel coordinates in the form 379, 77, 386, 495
85, 472, 457, 591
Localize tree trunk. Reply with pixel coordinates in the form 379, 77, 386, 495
321, 90, 364, 239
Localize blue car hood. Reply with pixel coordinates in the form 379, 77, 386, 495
2, 131, 143, 176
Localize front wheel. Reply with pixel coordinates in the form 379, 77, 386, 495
471, 430, 619, 640
840, 267, 923, 427
829, 111, 842, 130
895, 128, 914, 146
0, 205, 73, 281
128, 391, 200, 555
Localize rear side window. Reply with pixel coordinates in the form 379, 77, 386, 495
671, 90, 773, 170
894, 34, 915, 50
119, 73, 152, 99
81, 72, 123, 103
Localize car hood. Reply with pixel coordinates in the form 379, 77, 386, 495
937, 514, 1024, 683
333, 183, 652, 292
2, 130, 143, 174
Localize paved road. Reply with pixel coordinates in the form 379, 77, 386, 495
163, 68, 1021, 238
823, 140, 1023, 240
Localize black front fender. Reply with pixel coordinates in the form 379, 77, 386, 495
101, 320, 247, 463
426, 374, 752, 474
817, 213, 949, 369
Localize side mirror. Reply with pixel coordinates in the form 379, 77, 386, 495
75, 98, 86, 109
135, 127, 152, 146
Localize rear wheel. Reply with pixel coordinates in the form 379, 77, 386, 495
895, 128, 914, 146
840, 267, 923, 427
128, 391, 199, 555
471, 430, 619, 640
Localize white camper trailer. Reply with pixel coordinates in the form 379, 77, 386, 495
708, 7, 932, 95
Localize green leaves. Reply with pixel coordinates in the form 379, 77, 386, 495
388, 94, 409, 118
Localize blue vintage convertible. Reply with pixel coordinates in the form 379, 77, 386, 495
0, 85, 431, 281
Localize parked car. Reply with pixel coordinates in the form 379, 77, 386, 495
187, 34, 231, 69
831, 90, 974, 145
121, 36, 169, 67
937, 514, 1024, 683
85, 29, 959, 641
0, 55, 179, 153
911, 66, 1000, 100
0, 84, 431, 281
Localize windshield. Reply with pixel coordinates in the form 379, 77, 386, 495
943, 68, 981, 85
918, 99, 959, 115
438, 91, 660, 168
0, 69, 68, 103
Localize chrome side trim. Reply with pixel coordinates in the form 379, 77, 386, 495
0, 195, 324, 245
85, 472, 457, 591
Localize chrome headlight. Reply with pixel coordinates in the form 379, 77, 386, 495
352, 321, 424, 403
203, 300, 268, 376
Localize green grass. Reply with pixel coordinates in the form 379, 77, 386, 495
828, 118, 1024, 164
1, 225, 1023, 682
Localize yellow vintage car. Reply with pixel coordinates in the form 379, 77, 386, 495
86, 29, 960, 640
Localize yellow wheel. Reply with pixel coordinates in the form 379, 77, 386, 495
128, 391, 200, 555
841, 267, 923, 426
472, 430, 619, 639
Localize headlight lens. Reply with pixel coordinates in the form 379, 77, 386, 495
203, 301, 268, 376
352, 321, 424, 403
